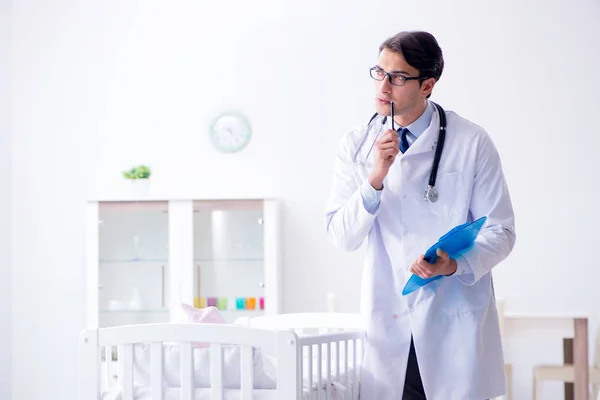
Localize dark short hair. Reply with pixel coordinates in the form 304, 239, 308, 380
379, 31, 444, 84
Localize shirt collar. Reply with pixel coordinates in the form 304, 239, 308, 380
399, 100, 434, 139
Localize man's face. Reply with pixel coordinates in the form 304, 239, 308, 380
373, 48, 432, 117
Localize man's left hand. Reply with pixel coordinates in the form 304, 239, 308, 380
409, 249, 457, 278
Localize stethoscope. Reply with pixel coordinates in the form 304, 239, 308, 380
353, 101, 447, 203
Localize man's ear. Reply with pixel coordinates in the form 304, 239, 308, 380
420, 77, 436, 98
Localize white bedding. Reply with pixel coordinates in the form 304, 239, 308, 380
130, 344, 277, 389
115, 342, 359, 388
101, 384, 357, 400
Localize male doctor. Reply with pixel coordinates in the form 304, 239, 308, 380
325, 31, 516, 399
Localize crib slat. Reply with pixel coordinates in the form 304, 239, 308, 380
307, 345, 313, 398
335, 341, 340, 382
103, 346, 111, 389
317, 344, 322, 400
352, 339, 357, 400
118, 344, 134, 400
151, 343, 163, 400
211, 343, 224, 399
344, 340, 348, 390
326, 342, 331, 400
241, 345, 253, 400
181, 342, 193, 400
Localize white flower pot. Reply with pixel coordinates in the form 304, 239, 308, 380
130, 178, 150, 197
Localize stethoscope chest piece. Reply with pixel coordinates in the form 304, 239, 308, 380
423, 185, 439, 203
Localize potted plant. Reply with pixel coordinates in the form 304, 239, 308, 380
123, 165, 151, 196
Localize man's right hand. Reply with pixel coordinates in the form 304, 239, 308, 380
368, 129, 400, 190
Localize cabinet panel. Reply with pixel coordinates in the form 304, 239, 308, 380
193, 200, 266, 322
97, 201, 170, 327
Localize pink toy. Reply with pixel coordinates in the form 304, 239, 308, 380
180, 303, 226, 348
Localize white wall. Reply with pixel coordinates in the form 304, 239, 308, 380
11, 1, 600, 399
12, 1, 89, 397
0, 1, 12, 399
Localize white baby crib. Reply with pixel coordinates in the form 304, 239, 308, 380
79, 313, 366, 400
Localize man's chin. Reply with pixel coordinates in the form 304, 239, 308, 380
375, 103, 392, 117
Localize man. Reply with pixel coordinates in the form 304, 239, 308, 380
325, 31, 516, 399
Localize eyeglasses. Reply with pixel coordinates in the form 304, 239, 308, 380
369, 66, 424, 87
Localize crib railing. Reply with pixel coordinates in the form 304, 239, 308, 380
298, 331, 366, 400
79, 323, 366, 400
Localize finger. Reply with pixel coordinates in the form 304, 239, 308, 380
417, 259, 434, 277
379, 142, 400, 151
416, 265, 432, 279
381, 146, 399, 154
379, 130, 398, 143
409, 263, 427, 278
436, 249, 449, 263
379, 142, 399, 153
385, 145, 400, 154
413, 260, 433, 278
417, 255, 431, 268
381, 149, 399, 159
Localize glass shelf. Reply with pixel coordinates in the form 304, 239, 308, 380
194, 258, 263, 262
99, 259, 168, 263
99, 258, 263, 263
100, 309, 169, 313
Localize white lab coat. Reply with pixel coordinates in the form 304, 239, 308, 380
325, 105, 516, 400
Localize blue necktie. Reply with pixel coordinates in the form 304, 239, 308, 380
398, 127, 411, 153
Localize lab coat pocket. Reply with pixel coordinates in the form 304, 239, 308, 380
436, 274, 492, 315
421, 171, 467, 227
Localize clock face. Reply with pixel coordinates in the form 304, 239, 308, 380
209, 112, 252, 153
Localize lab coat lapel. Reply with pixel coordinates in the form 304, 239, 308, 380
401, 106, 441, 157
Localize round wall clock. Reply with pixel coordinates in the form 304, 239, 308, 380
209, 111, 252, 153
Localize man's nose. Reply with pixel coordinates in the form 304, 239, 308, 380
379, 77, 392, 92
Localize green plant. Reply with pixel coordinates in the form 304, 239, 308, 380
123, 165, 151, 179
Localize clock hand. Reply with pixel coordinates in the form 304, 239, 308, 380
223, 127, 236, 139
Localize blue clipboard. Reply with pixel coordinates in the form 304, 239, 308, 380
401, 216, 487, 296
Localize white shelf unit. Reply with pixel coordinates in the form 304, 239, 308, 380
86, 198, 281, 328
